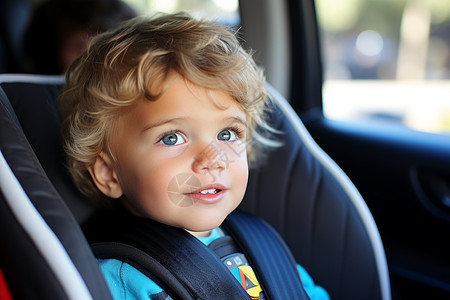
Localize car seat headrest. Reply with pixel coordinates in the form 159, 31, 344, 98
0, 75, 95, 224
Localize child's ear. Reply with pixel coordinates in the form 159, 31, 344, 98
88, 153, 123, 199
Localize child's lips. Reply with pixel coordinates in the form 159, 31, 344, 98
184, 184, 227, 204
199, 188, 220, 195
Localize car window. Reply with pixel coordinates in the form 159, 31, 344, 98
122, 0, 240, 26
315, 0, 450, 135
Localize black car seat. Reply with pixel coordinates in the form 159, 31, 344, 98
0, 74, 391, 300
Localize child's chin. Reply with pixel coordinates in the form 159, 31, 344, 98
184, 216, 225, 233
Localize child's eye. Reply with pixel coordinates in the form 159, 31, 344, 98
159, 132, 186, 146
217, 129, 238, 142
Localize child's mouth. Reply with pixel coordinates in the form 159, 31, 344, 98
199, 188, 221, 195
185, 185, 226, 204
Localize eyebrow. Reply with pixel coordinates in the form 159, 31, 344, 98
141, 118, 187, 133
142, 118, 179, 132
227, 116, 247, 127
141, 115, 247, 134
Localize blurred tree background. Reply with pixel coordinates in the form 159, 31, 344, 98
315, 0, 450, 80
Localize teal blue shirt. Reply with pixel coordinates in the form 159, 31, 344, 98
98, 228, 329, 299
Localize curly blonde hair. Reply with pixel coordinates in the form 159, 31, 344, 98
58, 12, 277, 205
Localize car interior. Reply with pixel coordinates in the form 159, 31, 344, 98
0, 72, 389, 299
1, 0, 450, 299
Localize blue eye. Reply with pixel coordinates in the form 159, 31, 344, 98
217, 129, 237, 141
159, 132, 186, 145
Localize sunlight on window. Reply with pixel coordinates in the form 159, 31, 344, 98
397, 2, 431, 80
122, 0, 239, 25
212, 0, 238, 12
151, 0, 179, 13
355, 30, 384, 68
316, 0, 450, 134
315, 0, 360, 32
356, 30, 383, 58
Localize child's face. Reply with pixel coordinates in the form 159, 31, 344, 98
93, 72, 249, 235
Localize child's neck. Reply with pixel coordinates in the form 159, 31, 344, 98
186, 229, 212, 237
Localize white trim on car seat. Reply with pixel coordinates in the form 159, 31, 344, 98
0, 150, 93, 300
0, 73, 65, 84
267, 84, 392, 300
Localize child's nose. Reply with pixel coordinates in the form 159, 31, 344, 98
192, 143, 226, 175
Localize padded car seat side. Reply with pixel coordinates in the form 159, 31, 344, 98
0, 75, 112, 299
241, 85, 391, 300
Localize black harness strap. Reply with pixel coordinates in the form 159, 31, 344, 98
93, 242, 194, 300
92, 210, 310, 299
93, 215, 251, 300
223, 211, 310, 300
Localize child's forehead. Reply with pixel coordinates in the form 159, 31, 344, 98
111, 74, 248, 136
145, 72, 246, 114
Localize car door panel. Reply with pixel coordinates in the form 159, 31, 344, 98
305, 116, 450, 298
